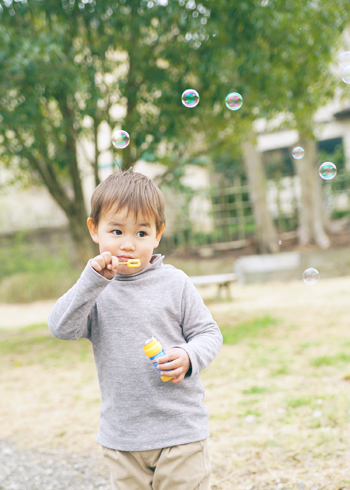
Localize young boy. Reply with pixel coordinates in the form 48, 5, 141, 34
48, 168, 223, 490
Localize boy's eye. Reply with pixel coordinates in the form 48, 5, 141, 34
111, 230, 147, 237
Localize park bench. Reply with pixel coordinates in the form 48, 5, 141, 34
189, 273, 237, 301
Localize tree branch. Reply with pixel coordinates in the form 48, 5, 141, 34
15, 130, 73, 215
154, 138, 228, 187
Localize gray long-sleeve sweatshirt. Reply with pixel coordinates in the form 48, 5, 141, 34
48, 254, 223, 451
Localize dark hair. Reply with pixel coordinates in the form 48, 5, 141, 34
89, 168, 166, 233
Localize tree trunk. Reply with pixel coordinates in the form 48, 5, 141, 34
242, 140, 279, 253
293, 135, 330, 249
67, 208, 99, 267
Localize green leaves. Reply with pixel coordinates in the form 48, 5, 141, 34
0, 0, 348, 203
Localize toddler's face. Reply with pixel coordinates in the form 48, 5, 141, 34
88, 208, 165, 275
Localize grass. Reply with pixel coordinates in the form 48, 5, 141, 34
220, 314, 278, 344
242, 386, 270, 395
0, 324, 92, 366
1, 277, 350, 489
0, 269, 81, 303
0, 232, 82, 303
0, 231, 72, 277
310, 353, 350, 367
285, 395, 315, 409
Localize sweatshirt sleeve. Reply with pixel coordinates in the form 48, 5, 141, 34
173, 276, 223, 378
48, 261, 113, 341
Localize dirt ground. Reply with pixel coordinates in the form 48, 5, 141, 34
1, 276, 350, 489
0, 300, 57, 329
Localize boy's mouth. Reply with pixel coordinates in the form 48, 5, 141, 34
118, 256, 135, 262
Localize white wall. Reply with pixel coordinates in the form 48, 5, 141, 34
0, 182, 67, 234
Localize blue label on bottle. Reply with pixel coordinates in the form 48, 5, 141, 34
150, 350, 172, 375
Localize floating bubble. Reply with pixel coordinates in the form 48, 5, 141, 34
278, 240, 282, 245
342, 66, 350, 84
225, 92, 243, 111
319, 162, 337, 180
112, 130, 130, 149
302, 268, 319, 285
181, 89, 200, 108
292, 146, 304, 159
339, 51, 350, 69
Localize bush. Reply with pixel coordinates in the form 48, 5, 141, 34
0, 231, 81, 303
0, 268, 80, 303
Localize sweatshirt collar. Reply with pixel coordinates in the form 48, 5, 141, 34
114, 254, 165, 281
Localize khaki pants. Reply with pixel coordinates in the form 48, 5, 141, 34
101, 438, 211, 490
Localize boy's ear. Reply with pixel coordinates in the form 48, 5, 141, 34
154, 223, 165, 248
87, 217, 99, 244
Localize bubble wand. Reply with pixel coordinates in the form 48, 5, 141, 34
118, 259, 141, 267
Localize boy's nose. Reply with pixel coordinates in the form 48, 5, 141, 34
120, 242, 135, 251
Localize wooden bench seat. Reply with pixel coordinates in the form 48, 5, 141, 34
189, 273, 237, 300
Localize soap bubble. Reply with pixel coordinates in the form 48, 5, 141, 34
302, 268, 319, 285
112, 130, 130, 149
292, 146, 304, 159
278, 240, 282, 245
181, 89, 200, 108
342, 66, 350, 84
339, 51, 350, 69
225, 92, 243, 111
319, 162, 337, 180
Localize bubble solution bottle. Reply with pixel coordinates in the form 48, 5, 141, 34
143, 337, 174, 382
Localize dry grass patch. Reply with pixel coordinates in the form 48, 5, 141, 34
1, 276, 350, 489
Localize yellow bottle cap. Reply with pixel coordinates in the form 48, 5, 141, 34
143, 337, 163, 358
143, 337, 174, 382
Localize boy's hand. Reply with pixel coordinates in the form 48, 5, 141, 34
155, 348, 191, 384
90, 251, 119, 279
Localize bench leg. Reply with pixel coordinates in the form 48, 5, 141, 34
217, 283, 232, 301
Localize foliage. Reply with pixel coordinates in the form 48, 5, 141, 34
319, 142, 345, 174
0, 269, 81, 303
319, 143, 350, 219
0, 231, 70, 278
263, 148, 295, 180
1, 0, 348, 181
0, 0, 349, 258
0, 231, 81, 303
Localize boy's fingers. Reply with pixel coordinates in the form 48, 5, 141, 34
97, 257, 107, 269
91, 259, 102, 271
100, 251, 112, 266
96, 252, 112, 269
160, 361, 180, 372
111, 256, 119, 270
91, 253, 116, 274
171, 374, 184, 384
